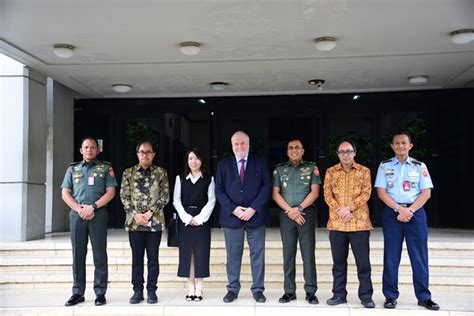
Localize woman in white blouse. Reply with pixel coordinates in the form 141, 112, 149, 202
173, 148, 216, 301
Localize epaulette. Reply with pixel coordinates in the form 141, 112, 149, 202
276, 162, 287, 167
102, 161, 112, 165
69, 161, 80, 166
382, 158, 392, 164
305, 161, 316, 165
411, 158, 422, 165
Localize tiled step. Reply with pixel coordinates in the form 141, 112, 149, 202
1, 229, 473, 291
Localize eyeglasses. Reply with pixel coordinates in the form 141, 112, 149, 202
288, 145, 303, 150
137, 150, 154, 155
337, 150, 355, 155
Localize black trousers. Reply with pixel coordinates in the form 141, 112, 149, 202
129, 231, 162, 293
329, 230, 373, 301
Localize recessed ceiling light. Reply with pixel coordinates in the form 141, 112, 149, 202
308, 79, 325, 90
408, 75, 428, 85
112, 84, 132, 93
198, 99, 206, 104
209, 82, 229, 91
180, 42, 201, 55
353, 95, 360, 100
450, 29, 474, 44
53, 44, 75, 58
314, 37, 336, 51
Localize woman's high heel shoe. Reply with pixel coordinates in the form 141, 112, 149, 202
194, 292, 203, 302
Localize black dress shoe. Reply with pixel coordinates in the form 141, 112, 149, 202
65, 294, 85, 306
186, 295, 195, 301
279, 293, 296, 303
147, 292, 158, 304
253, 291, 266, 303
362, 299, 376, 308
223, 291, 238, 303
326, 296, 347, 305
384, 298, 397, 309
129, 291, 144, 304
305, 293, 319, 305
95, 294, 106, 306
418, 299, 440, 310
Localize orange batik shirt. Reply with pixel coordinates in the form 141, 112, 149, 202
323, 162, 373, 232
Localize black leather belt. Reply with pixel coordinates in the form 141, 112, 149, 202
398, 203, 412, 207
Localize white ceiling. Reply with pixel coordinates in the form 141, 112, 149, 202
1, 0, 473, 98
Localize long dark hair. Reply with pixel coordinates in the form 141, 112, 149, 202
182, 148, 210, 179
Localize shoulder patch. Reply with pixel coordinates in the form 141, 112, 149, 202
69, 161, 79, 166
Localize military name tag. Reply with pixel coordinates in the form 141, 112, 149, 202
88, 176, 94, 185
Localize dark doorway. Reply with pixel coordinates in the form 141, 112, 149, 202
74, 89, 474, 229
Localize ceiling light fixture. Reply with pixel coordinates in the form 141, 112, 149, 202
198, 99, 206, 104
53, 44, 76, 58
408, 75, 428, 85
314, 37, 336, 51
450, 29, 474, 44
112, 84, 133, 93
353, 95, 360, 100
209, 82, 229, 91
180, 42, 201, 55
308, 79, 325, 90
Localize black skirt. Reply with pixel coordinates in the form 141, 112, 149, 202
177, 206, 211, 278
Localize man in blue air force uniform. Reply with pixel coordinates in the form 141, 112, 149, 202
375, 131, 439, 311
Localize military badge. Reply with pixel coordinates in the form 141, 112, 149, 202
313, 166, 320, 176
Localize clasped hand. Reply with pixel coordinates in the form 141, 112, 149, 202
397, 207, 414, 223
77, 204, 95, 220
133, 211, 153, 226
286, 207, 306, 225
233, 206, 256, 221
336, 206, 353, 223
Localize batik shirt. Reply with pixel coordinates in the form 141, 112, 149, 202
120, 164, 169, 232
324, 162, 373, 232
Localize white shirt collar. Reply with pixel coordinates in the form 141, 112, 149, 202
186, 172, 202, 180
235, 154, 248, 163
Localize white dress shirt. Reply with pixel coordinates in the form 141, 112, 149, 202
173, 173, 216, 226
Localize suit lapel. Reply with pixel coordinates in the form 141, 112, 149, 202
242, 155, 253, 185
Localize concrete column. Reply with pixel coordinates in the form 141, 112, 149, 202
0, 60, 47, 241
45, 79, 76, 233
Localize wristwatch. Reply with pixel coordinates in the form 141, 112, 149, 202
297, 205, 304, 212
393, 204, 400, 213
92, 202, 98, 211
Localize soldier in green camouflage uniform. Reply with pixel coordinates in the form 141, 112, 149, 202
120, 140, 169, 304
61, 137, 117, 307
272, 138, 321, 305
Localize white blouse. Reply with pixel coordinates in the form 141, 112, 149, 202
172, 173, 216, 226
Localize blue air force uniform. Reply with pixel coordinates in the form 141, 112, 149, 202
374, 156, 434, 301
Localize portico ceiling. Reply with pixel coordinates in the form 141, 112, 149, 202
1, 0, 473, 98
